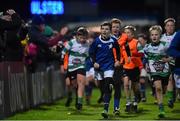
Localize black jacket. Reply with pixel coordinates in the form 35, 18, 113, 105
0, 13, 22, 61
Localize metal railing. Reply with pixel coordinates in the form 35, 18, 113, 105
0, 61, 65, 119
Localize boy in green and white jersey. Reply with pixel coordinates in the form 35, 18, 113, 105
161, 18, 177, 107
61, 27, 89, 110
144, 25, 170, 118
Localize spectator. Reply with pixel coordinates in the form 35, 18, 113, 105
28, 15, 68, 63
0, 9, 22, 61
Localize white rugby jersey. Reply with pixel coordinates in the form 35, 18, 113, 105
160, 32, 176, 48
62, 38, 89, 72
144, 41, 170, 77
161, 32, 176, 66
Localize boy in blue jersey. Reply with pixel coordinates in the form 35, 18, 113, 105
167, 30, 180, 103
89, 21, 120, 119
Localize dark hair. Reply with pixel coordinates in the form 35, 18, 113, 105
100, 21, 112, 30
164, 18, 176, 24
137, 33, 148, 40
76, 27, 88, 36
32, 15, 45, 25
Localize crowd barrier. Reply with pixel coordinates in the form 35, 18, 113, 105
0, 61, 66, 119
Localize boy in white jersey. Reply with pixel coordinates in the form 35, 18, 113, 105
161, 18, 176, 46
144, 25, 170, 118
61, 27, 89, 110
161, 18, 177, 108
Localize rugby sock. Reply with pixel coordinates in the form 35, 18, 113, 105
99, 80, 104, 99
104, 77, 113, 112
114, 98, 120, 110
75, 88, 78, 105
104, 95, 110, 112
140, 83, 146, 98
67, 91, 72, 99
159, 103, 164, 111
85, 85, 90, 97
89, 82, 93, 96
78, 97, 83, 104
126, 97, 131, 104
167, 91, 173, 100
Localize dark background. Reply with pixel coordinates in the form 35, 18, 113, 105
1, 0, 180, 28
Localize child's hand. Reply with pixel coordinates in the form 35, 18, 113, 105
161, 57, 171, 62
114, 61, 120, 67
94, 63, 99, 69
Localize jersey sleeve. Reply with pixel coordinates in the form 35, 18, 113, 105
89, 39, 97, 64
167, 31, 180, 58
113, 41, 120, 61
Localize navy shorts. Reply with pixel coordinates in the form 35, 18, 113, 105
66, 68, 86, 81
123, 67, 140, 82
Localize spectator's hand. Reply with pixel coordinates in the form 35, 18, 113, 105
94, 62, 99, 69
0, 15, 11, 21
114, 61, 120, 67
60, 26, 68, 36
51, 45, 57, 52
6, 9, 16, 15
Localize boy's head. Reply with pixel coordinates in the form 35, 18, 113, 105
164, 18, 176, 35
137, 33, 148, 47
124, 25, 136, 40
76, 27, 88, 43
149, 25, 162, 43
32, 15, 45, 32
100, 21, 111, 39
110, 18, 122, 37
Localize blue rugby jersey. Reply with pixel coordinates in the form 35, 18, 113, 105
89, 35, 120, 71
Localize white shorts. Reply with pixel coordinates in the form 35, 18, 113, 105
174, 74, 180, 88
95, 70, 114, 80
140, 68, 148, 77
86, 68, 95, 78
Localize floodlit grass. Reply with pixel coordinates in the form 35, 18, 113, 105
7, 88, 180, 120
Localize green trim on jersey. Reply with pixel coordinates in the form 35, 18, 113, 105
69, 41, 73, 47
69, 51, 88, 58
146, 52, 164, 60
150, 72, 170, 77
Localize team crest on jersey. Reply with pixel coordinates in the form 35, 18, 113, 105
152, 61, 165, 72
72, 58, 82, 64
97, 44, 102, 48
109, 44, 113, 49
152, 46, 158, 51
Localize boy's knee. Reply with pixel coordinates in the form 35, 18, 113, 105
156, 86, 162, 92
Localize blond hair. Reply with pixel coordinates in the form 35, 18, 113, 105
149, 25, 162, 34
124, 25, 136, 32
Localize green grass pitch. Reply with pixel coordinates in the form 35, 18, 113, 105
7, 88, 180, 120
